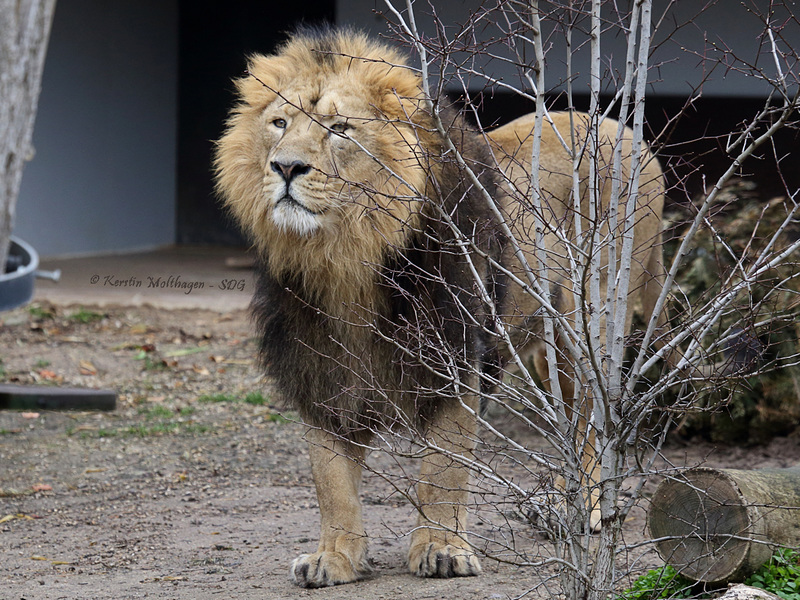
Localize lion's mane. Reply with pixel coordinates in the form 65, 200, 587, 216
215, 28, 504, 439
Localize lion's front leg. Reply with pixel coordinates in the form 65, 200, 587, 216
290, 428, 370, 588
408, 398, 482, 579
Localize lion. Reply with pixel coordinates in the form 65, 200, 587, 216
214, 28, 665, 588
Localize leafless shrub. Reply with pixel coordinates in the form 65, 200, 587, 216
357, 1, 800, 598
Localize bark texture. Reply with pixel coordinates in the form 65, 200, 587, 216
649, 466, 800, 582
0, 0, 57, 271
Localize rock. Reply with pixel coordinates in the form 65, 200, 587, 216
717, 584, 781, 600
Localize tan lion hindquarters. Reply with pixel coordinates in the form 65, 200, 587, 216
488, 111, 666, 531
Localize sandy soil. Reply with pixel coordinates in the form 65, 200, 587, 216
2, 304, 799, 600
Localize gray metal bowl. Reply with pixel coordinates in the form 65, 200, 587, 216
0, 237, 40, 311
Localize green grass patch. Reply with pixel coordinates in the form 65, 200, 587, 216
69, 307, 104, 324
123, 422, 212, 437
195, 391, 286, 422
619, 550, 800, 600
617, 565, 694, 600
198, 391, 271, 405
138, 405, 173, 419
243, 391, 269, 405
182, 423, 211, 435
125, 422, 181, 437
132, 350, 169, 371
72, 427, 118, 439
69, 410, 212, 438
197, 393, 236, 404
34, 359, 51, 369
746, 548, 800, 600
28, 304, 54, 320
88, 423, 211, 438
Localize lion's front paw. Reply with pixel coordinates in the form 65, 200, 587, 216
290, 551, 370, 588
408, 541, 482, 578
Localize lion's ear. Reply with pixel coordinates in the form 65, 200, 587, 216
370, 66, 427, 123
235, 54, 286, 109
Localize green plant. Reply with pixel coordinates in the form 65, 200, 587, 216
244, 391, 269, 406
142, 355, 168, 372
34, 358, 50, 368
69, 307, 104, 324
197, 391, 271, 405
197, 393, 235, 404
182, 423, 211, 435
132, 348, 169, 371
746, 548, 800, 600
618, 565, 694, 600
138, 405, 173, 419
27, 304, 54, 320
124, 422, 180, 437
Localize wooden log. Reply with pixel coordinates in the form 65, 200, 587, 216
648, 466, 800, 583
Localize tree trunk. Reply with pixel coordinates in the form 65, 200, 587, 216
0, 0, 57, 271
648, 466, 800, 583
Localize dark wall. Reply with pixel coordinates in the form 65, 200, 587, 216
177, 1, 335, 245
178, 1, 798, 246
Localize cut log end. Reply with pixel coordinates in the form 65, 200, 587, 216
650, 465, 800, 582
648, 468, 762, 582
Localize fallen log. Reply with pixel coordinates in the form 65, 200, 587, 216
648, 466, 800, 583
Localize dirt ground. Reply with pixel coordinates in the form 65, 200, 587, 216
2, 303, 800, 600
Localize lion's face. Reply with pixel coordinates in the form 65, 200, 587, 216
215, 31, 435, 280
258, 79, 404, 237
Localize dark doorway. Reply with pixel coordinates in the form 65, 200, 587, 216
177, 1, 335, 245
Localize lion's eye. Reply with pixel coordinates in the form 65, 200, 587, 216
272, 118, 287, 129
330, 122, 349, 134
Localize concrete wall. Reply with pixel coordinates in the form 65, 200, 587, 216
337, 0, 794, 98
14, 1, 178, 258
12, 1, 793, 257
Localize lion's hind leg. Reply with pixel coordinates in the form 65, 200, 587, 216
290, 428, 371, 588
530, 342, 605, 534
408, 398, 482, 579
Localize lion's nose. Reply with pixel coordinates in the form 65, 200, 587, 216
271, 160, 311, 182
